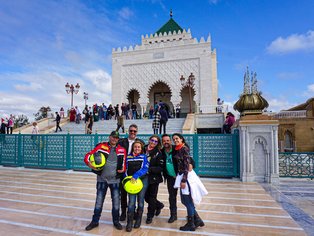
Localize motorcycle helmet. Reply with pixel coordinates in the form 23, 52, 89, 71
122, 176, 143, 194
89, 152, 106, 170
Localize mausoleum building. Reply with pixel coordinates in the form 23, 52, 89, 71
112, 14, 218, 117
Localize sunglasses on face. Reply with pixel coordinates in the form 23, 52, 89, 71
129, 130, 137, 133
150, 139, 158, 144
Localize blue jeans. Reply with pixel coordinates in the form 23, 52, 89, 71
128, 177, 148, 213
132, 111, 137, 119
180, 182, 195, 217
92, 181, 120, 223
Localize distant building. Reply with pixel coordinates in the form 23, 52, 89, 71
273, 97, 314, 152
111, 13, 218, 117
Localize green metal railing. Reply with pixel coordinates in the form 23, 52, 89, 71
279, 152, 314, 178
0, 132, 240, 178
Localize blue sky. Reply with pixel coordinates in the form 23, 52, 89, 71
1, 0, 314, 119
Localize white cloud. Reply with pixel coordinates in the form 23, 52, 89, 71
308, 84, 314, 93
267, 98, 296, 112
14, 82, 43, 91
267, 30, 314, 54
276, 72, 301, 80
118, 7, 134, 20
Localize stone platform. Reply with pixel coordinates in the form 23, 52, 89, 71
0, 167, 310, 235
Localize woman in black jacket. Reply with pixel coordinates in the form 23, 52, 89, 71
144, 134, 164, 224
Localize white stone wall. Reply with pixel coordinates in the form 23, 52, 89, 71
112, 29, 218, 114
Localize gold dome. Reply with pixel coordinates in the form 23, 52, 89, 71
234, 92, 269, 115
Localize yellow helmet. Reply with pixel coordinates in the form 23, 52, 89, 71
122, 176, 143, 194
89, 152, 106, 170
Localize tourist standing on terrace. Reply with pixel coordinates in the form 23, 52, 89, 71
84, 131, 126, 231
172, 133, 206, 231
55, 112, 62, 132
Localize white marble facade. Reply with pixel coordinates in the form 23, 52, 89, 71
112, 25, 218, 116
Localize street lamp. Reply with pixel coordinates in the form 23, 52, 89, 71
65, 82, 80, 107
180, 73, 195, 114
83, 92, 89, 106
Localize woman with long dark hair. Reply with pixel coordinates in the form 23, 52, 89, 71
144, 134, 164, 224
172, 133, 205, 231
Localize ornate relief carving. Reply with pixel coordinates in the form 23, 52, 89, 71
121, 59, 200, 105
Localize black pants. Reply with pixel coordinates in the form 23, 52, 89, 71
116, 125, 125, 133
55, 122, 62, 132
159, 120, 167, 134
7, 127, 12, 134
166, 176, 178, 214
145, 182, 163, 218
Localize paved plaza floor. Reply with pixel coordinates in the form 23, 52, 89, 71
0, 167, 312, 236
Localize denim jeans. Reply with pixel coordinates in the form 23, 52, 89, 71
92, 181, 120, 223
128, 176, 148, 213
180, 182, 195, 217
132, 111, 137, 119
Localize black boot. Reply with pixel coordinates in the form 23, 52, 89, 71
168, 212, 177, 223
179, 216, 195, 231
194, 211, 205, 228
85, 221, 99, 231
155, 202, 164, 216
134, 210, 143, 228
126, 213, 134, 232
120, 208, 127, 221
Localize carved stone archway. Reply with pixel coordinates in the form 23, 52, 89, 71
147, 81, 174, 117
180, 86, 196, 115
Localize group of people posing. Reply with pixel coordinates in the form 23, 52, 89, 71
84, 124, 207, 232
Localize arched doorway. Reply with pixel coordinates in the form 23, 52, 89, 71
147, 81, 173, 117
127, 89, 140, 117
180, 86, 196, 116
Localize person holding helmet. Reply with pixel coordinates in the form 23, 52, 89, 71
118, 124, 144, 221
84, 131, 126, 231
124, 140, 149, 232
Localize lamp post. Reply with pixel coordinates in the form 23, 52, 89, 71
83, 92, 88, 106
65, 82, 80, 107
180, 73, 195, 114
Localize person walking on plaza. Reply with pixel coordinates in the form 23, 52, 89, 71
84, 131, 127, 231
32, 122, 40, 134
7, 115, 14, 134
152, 109, 161, 134
161, 134, 178, 223
75, 106, 81, 124
124, 140, 149, 232
85, 113, 93, 134
159, 105, 168, 134
116, 115, 125, 133
172, 133, 206, 231
118, 124, 144, 221
144, 135, 164, 224
55, 112, 62, 132
1, 118, 6, 134
131, 103, 137, 119
59, 107, 65, 118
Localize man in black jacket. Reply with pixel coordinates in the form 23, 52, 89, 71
55, 112, 62, 132
118, 124, 144, 221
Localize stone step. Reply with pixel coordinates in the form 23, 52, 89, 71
52, 118, 185, 134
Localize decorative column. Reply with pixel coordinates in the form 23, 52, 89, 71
237, 116, 279, 183
234, 67, 279, 184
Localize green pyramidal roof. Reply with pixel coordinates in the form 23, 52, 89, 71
155, 18, 183, 35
